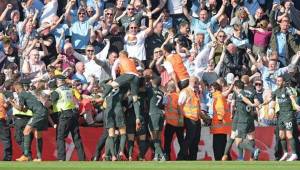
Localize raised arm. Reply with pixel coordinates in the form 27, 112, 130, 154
150, 0, 167, 15
88, 0, 100, 25
65, 0, 75, 27
0, 4, 13, 23
182, 0, 192, 21
213, 0, 227, 19
144, 11, 154, 37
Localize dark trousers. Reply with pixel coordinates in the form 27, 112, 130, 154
57, 109, 86, 161
0, 119, 12, 161
14, 117, 33, 158
164, 123, 185, 160
183, 118, 201, 160
213, 134, 227, 160
178, 79, 189, 90
92, 130, 109, 160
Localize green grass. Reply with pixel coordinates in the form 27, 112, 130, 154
0, 161, 300, 170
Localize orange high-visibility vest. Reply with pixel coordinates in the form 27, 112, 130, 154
181, 87, 200, 121
0, 93, 6, 119
166, 54, 189, 81
165, 92, 184, 127
119, 56, 139, 75
211, 91, 232, 134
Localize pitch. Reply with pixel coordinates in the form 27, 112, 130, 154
0, 161, 300, 170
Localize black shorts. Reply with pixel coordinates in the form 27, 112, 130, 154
148, 114, 164, 131
115, 74, 139, 96
27, 116, 48, 131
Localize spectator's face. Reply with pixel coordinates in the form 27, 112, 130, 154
127, 5, 135, 16
25, 22, 33, 33
180, 24, 189, 35
13, 13, 20, 23
110, 24, 121, 35
199, 10, 208, 21
276, 77, 284, 88
280, 19, 290, 32
217, 32, 226, 43
116, 0, 125, 8
254, 81, 263, 90
162, 12, 170, 21
268, 60, 277, 71
227, 44, 237, 54
30, 50, 40, 63
284, 1, 292, 9
86, 47, 95, 58
108, 52, 118, 64
207, 60, 215, 71
87, 7, 94, 17
196, 34, 205, 44
209, 0, 217, 8
218, 15, 228, 27
155, 22, 163, 33
41, 27, 50, 36
105, 9, 114, 21
239, 10, 247, 20
77, 63, 85, 73
129, 23, 138, 34
78, 10, 87, 21
65, 47, 74, 56
255, 8, 264, 18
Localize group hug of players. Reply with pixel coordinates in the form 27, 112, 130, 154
0, 50, 300, 162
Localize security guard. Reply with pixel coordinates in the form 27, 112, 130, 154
163, 80, 185, 161
50, 75, 86, 161
178, 76, 202, 160
0, 89, 12, 161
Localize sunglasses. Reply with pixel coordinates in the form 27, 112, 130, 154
106, 13, 113, 16
127, 8, 134, 11
130, 27, 138, 29
255, 83, 262, 86
79, 12, 86, 15
86, 49, 94, 52
87, 11, 94, 13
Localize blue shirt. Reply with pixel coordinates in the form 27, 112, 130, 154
244, 0, 266, 16
72, 73, 88, 84
191, 17, 215, 44
275, 32, 287, 65
259, 66, 288, 91
70, 20, 92, 50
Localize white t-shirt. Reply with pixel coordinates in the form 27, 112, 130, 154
168, 0, 183, 14
124, 31, 147, 61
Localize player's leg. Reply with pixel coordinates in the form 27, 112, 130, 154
235, 137, 244, 160
127, 134, 135, 161
285, 120, 298, 161
118, 127, 127, 160
92, 130, 108, 161
105, 127, 117, 161
278, 118, 289, 161
222, 130, 236, 161
16, 123, 33, 161
34, 130, 43, 161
